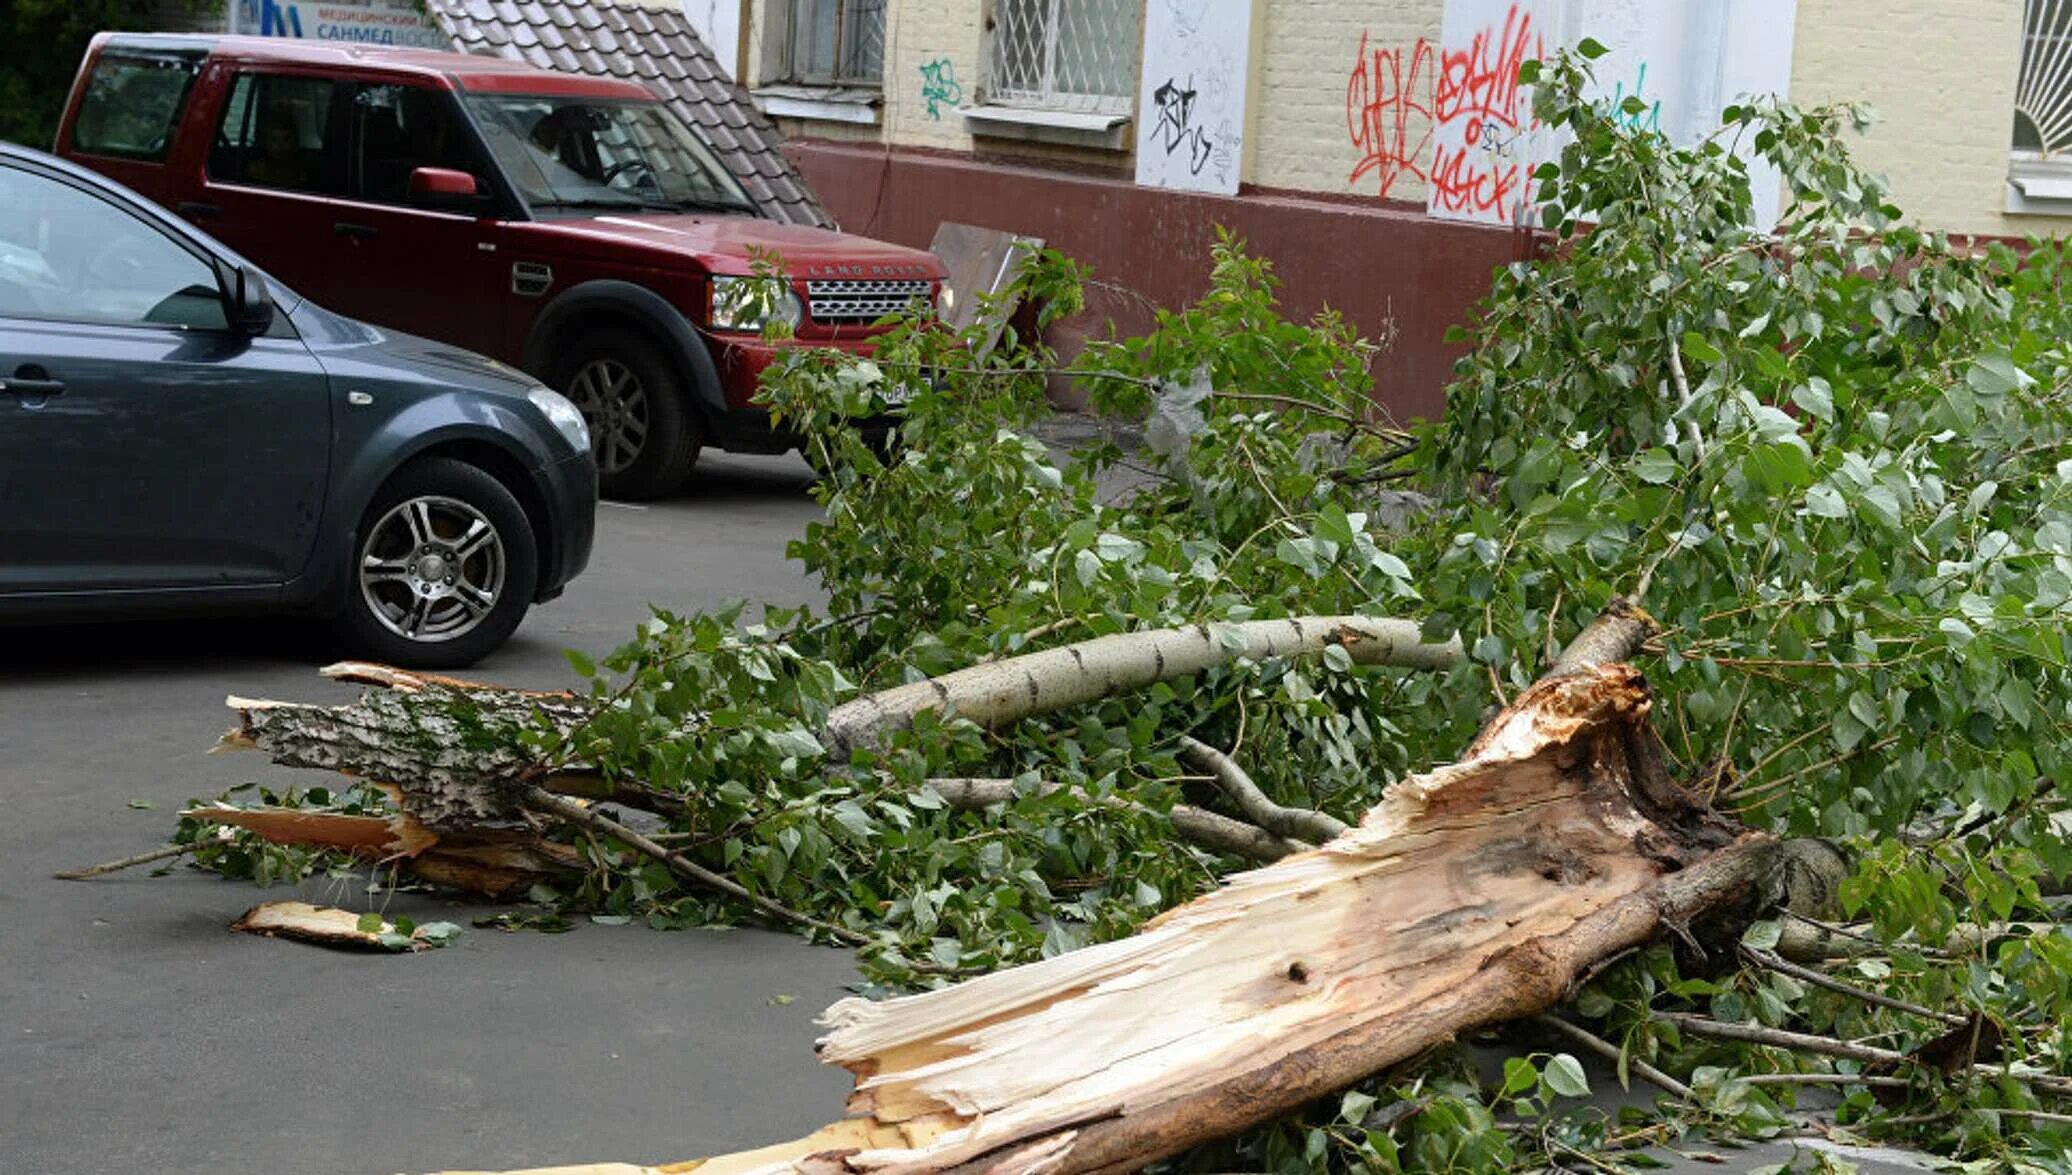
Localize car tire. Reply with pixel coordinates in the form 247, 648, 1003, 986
334, 458, 539, 669
556, 328, 701, 500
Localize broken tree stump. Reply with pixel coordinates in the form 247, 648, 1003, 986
443, 609, 1776, 1175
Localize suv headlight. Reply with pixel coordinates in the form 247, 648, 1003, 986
528, 386, 590, 453
710, 275, 804, 333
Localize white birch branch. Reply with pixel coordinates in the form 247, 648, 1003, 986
825, 616, 1461, 755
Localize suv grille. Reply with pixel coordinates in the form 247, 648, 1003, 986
805, 279, 933, 325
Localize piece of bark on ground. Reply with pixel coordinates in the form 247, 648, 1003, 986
230, 901, 431, 952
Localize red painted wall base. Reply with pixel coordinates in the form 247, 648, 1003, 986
785, 140, 1534, 422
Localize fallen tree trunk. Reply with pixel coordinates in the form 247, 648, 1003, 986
446, 607, 1775, 1175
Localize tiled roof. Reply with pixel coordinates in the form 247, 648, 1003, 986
425, 0, 831, 227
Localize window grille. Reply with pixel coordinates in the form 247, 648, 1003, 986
985, 0, 1141, 114
785, 0, 885, 87
2017, 0, 2072, 155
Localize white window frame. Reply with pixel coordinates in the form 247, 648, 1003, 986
2011, 0, 2072, 213
981, 0, 1142, 117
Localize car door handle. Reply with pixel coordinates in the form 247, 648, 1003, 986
1, 375, 65, 397
176, 201, 221, 220
334, 222, 379, 239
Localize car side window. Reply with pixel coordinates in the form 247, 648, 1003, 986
0, 165, 229, 332
209, 72, 348, 197
351, 83, 486, 206
70, 51, 204, 162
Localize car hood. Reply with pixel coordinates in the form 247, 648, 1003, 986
539, 213, 947, 279
288, 299, 540, 398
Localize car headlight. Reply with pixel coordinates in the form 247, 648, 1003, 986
528, 386, 590, 453
936, 281, 956, 320
710, 275, 804, 332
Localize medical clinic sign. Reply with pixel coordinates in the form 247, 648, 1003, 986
230, 0, 445, 49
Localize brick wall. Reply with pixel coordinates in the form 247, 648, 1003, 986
1790, 0, 2030, 239
744, 0, 2058, 237
1253, 0, 1444, 207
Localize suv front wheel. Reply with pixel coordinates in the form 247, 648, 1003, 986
557, 328, 701, 500
335, 458, 539, 668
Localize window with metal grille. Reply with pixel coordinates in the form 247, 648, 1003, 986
2017, 0, 2072, 156
985, 0, 1142, 115
781, 0, 886, 87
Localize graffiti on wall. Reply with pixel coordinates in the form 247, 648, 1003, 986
1606, 62, 1662, 133
1344, 3, 1543, 224
1427, 2, 1543, 222
1150, 76, 1216, 176
1135, 0, 1251, 196
1344, 0, 1800, 228
919, 58, 962, 120
1345, 32, 1434, 200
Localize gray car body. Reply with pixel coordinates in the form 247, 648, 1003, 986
0, 142, 596, 621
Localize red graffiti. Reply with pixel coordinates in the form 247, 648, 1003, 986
1344, 4, 1544, 222
1428, 142, 1524, 218
1434, 5, 1539, 145
1345, 30, 1434, 198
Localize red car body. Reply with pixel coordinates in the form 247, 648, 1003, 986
54, 33, 946, 497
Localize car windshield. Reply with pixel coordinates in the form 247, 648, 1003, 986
464, 94, 759, 216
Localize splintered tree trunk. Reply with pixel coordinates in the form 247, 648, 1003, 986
455, 611, 1776, 1175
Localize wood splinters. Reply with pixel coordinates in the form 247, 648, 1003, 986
524, 644, 1773, 1174
229, 901, 430, 952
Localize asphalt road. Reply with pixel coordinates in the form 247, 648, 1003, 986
0, 453, 863, 1175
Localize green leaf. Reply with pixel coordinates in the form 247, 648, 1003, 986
417, 921, 462, 945
1503, 1056, 1540, 1095
564, 648, 597, 677
1965, 353, 2026, 397
1791, 378, 1833, 422
1680, 332, 1723, 364
1576, 36, 1609, 59
1741, 919, 1782, 950
1632, 448, 1679, 485
1543, 1052, 1591, 1097
356, 911, 386, 934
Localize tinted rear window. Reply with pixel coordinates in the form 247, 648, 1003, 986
70, 51, 203, 161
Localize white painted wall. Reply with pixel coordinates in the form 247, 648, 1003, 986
1135, 0, 1256, 195
1425, 0, 1798, 227
680, 0, 744, 81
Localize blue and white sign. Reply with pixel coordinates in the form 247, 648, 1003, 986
231, 0, 446, 50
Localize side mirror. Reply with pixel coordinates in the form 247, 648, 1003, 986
232, 264, 275, 336
409, 166, 482, 210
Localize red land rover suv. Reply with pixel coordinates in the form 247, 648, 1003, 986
54, 33, 947, 499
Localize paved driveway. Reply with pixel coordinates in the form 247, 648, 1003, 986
0, 455, 864, 1175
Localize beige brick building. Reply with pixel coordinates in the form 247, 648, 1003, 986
691, 0, 2063, 417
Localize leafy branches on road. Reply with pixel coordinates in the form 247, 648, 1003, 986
157, 48, 2072, 1173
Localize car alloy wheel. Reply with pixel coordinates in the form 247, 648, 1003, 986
565, 356, 649, 475
357, 495, 507, 642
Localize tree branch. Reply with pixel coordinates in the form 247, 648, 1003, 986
825, 616, 1462, 754
1742, 946, 1968, 1027
926, 777, 1304, 863
520, 787, 866, 947
1176, 736, 1348, 845
1533, 1014, 1693, 1102
53, 841, 202, 880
